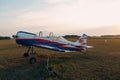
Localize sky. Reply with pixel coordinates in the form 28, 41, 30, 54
0, 0, 120, 36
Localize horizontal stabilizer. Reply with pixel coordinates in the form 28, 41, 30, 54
82, 45, 93, 48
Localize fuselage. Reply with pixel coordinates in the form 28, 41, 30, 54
15, 31, 82, 52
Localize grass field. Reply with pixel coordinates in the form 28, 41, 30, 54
0, 38, 120, 80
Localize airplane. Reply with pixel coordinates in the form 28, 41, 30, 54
13, 31, 93, 64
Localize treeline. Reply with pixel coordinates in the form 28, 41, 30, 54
0, 36, 11, 40
101, 35, 120, 38
63, 35, 80, 38
63, 35, 93, 38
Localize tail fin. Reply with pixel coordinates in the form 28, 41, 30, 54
79, 34, 87, 46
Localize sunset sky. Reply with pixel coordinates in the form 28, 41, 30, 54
0, 0, 120, 36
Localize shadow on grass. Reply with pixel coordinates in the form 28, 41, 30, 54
0, 62, 62, 80
0, 55, 73, 80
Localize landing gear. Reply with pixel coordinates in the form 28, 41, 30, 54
23, 47, 31, 57
23, 53, 29, 57
23, 46, 37, 64
46, 56, 54, 72
30, 57, 36, 64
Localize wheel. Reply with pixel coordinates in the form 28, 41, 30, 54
48, 67, 53, 72
23, 53, 29, 57
30, 57, 36, 64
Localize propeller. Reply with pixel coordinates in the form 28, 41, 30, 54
12, 35, 18, 38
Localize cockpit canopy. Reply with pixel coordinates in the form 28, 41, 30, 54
38, 31, 54, 38
38, 31, 68, 43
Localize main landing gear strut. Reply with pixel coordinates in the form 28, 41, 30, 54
23, 46, 36, 64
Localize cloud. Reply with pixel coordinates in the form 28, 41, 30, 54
2, 0, 120, 26
46, 0, 75, 4
0, 0, 120, 36
17, 0, 120, 26
80, 26, 120, 36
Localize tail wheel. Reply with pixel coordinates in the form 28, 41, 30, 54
23, 53, 29, 57
48, 67, 53, 72
30, 57, 36, 64
81, 48, 87, 54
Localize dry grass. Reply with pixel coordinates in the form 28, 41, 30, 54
0, 38, 120, 80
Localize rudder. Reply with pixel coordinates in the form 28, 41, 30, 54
79, 34, 87, 46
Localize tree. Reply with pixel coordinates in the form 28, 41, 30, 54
0, 36, 11, 40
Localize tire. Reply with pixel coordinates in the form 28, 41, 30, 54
23, 53, 29, 57
48, 67, 53, 72
30, 57, 36, 64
